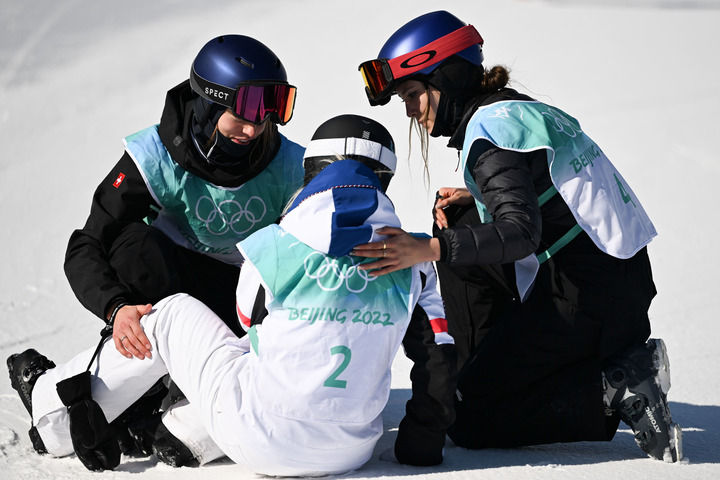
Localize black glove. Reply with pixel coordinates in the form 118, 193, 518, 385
394, 416, 445, 467
56, 371, 120, 471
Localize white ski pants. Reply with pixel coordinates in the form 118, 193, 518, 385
32, 294, 245, 463
32, 293, 375, 475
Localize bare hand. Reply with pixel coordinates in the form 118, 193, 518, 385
351, 227, 441, 277
434, 187, 473, 229
112, 304, 153, 359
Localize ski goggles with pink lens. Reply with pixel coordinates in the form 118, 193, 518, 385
190, 70, 296, 125
358, 25, 483, 106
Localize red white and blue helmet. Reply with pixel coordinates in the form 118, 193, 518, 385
359, 11, 484, 106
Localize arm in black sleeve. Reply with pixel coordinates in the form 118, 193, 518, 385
439, 145, 543, 265
249, 284, 268, 326
64, 153, 157, 321
395, 269, 457, 466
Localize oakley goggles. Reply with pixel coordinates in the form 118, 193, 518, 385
190, 69, 296, 125
358, 25, 483, 106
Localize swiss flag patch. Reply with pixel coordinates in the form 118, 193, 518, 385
112, 173, 126, 189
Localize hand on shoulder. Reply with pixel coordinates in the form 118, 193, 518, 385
352, 227, 441, 276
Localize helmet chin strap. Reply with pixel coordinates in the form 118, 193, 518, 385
191, 97, 225, 147
204, 132, 219, 158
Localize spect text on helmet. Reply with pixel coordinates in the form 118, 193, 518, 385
204, 87, 230, 101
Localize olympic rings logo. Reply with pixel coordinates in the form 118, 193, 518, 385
304, 251, 378, 293
541, 107, 582, 138
195, 195, 267, 236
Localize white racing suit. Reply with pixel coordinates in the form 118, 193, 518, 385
30, 160, 455, 475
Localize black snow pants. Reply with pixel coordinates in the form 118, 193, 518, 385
108, 222, 243, 337
434, 204, 655, 448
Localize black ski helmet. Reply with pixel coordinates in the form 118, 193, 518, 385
303, 114, 396, 191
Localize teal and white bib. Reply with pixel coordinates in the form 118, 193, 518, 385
124, 126, 304, 265
238, 224, 413, 424
461, 100, 657, 299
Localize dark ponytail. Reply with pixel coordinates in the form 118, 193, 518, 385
480, 65, 510, 92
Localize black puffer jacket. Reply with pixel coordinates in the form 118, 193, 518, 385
437, 88, 579, 266
64, 81, 280, 321
435, 88, 656, 359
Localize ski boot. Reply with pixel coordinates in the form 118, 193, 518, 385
152, 421, 199, 467
6, 349, 56, 454
115, 412, 163, 458
112, 378, 168, 457
603, 338, 683, 462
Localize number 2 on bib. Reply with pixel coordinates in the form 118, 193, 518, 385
324, 345, 351, 389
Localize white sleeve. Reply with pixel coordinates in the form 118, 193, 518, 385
416, 261, 452, 345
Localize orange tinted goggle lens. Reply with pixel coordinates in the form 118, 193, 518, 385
280, 87, 296, 124
234, 84, 296, 125
359, 60, 391, 99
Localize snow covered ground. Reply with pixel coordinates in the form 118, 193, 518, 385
1, 0, 719, 478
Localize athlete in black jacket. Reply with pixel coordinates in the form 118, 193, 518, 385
354, 10, 681, 463
64, 80, 281, 336
58, 35, 305, 466
64, 36, 304, 360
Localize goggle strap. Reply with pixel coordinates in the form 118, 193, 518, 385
189, 66, 235, 109
303, 137, 397, 172
386, 25, 483, 80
